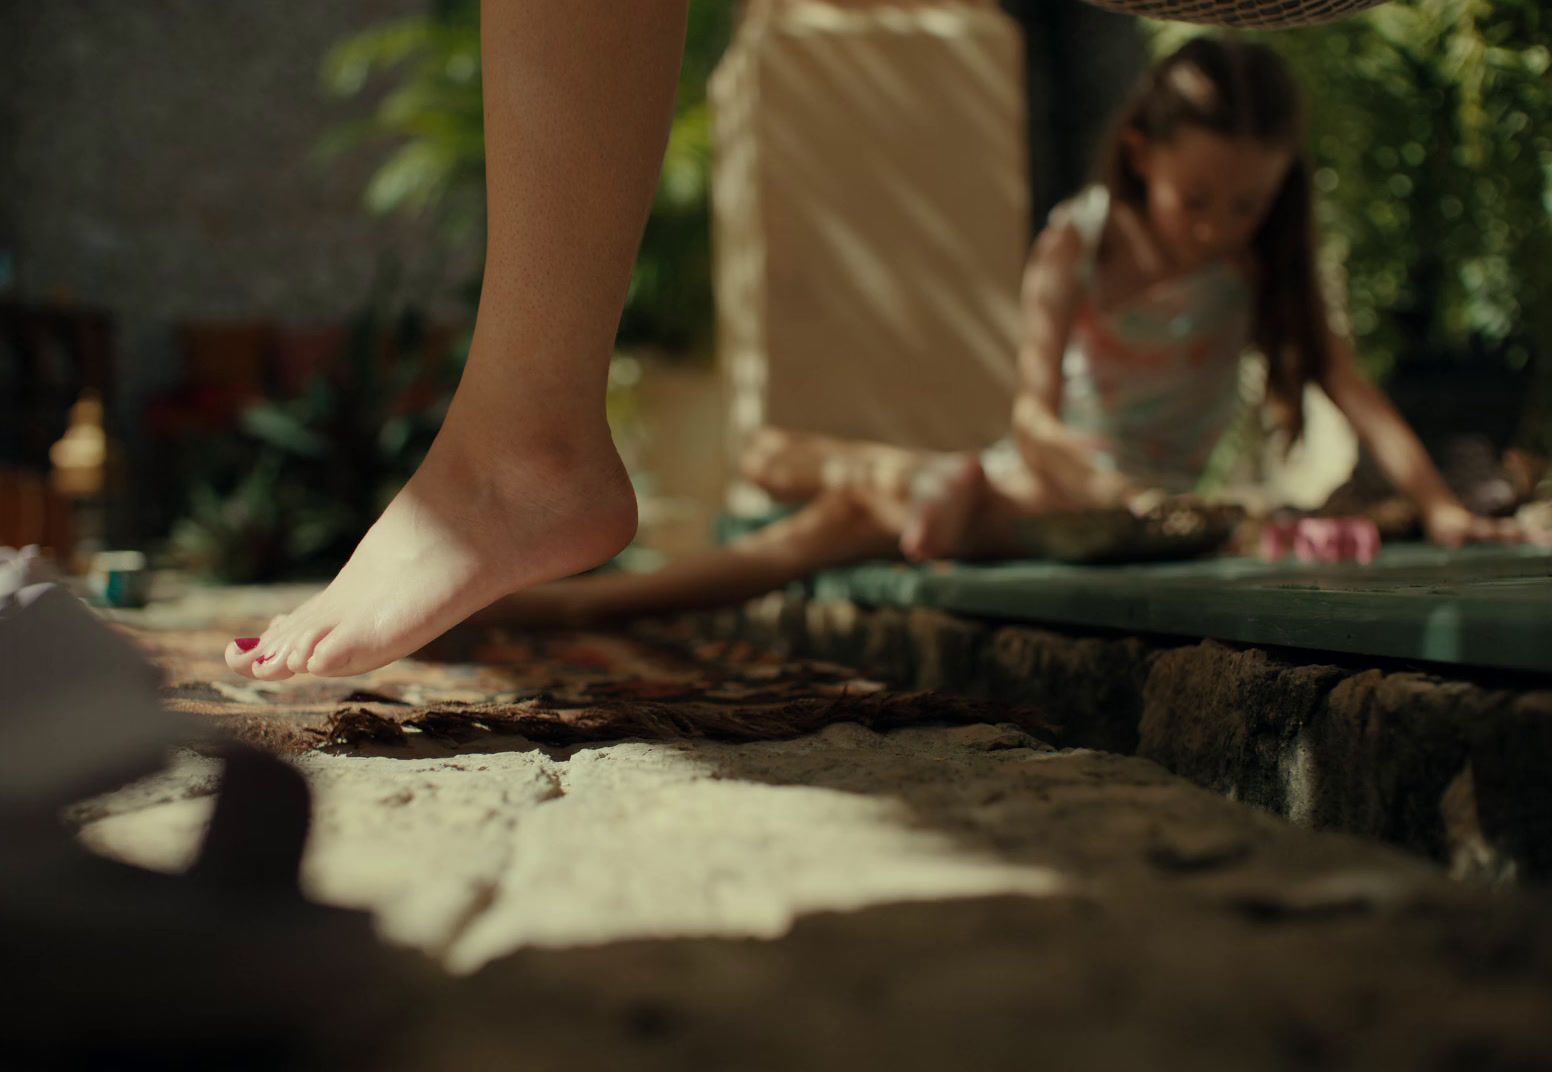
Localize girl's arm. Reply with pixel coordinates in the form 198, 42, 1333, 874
1010, 220, 1140, 509
1320, 330, 1523, 547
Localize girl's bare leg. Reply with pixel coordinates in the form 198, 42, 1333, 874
741, 427, 940, 503
742, 429, 1047, 562
884, 449, 1069, 563
481, 461, 1063, 628
742, 426, 1009, 561
228, 1, 689, 679
478, 491, 898, 628
899, 453, 988, 562
480, 457, 1065, 629
954, 464, 1068, 559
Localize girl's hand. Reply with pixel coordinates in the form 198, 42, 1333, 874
1074, 470, 1149, 512
1123, 486, 1171, 517
1423, 501, 1524, 548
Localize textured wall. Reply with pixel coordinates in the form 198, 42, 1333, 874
0, 0, 1140, 325
0, 1, 473, 544
0, 0, 458, 326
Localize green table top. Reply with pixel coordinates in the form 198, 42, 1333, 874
809, 544, 1552, 674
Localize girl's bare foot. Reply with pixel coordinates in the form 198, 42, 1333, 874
740, 427, 839, 502
741, 427, 930, 505
900, 454, 985, 563
225, 408, 635, 679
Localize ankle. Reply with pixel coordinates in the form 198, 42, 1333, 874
431, 408, 613, 479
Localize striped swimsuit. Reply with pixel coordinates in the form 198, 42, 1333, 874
988, 186, 1253, 493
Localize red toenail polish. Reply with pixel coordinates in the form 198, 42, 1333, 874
235, 637, 260, 652
256, 654, 272, 665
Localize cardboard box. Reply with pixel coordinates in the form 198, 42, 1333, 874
711, 0, 1027, 483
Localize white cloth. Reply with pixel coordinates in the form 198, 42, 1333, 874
1, 547, 191, 812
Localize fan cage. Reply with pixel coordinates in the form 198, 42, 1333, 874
1081, 0, 1386, 28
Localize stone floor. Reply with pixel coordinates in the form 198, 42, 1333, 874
705, 592, 1552, 882
79, 714, 1552, 1069
62, 581, 1552, 1067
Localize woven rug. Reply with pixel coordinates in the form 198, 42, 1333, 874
126, 619, 1051, 755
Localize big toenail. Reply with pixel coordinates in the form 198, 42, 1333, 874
235, 637, 260, 652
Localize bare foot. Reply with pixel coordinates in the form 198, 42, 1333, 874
900, 454, 985, 563
739, 427, 834, 502
225, 413, 635, 679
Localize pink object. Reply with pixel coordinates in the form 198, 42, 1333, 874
1259, 520, 1296, 561
235, 637, 260, 652
1294, 518, 1345, 564
1344, 519, 1381, 565
1260, 517, 1381, 565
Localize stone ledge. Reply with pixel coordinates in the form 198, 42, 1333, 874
677, 593, 1552, 883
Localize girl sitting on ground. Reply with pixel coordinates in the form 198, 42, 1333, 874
480, 35, 1525, 630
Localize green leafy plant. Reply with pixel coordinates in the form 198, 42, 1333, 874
170, 302, 463, 582
166, 310, 657, 582
320, 0, 736, 354
319, 0, 485, 241
1150, 1, 1551, 449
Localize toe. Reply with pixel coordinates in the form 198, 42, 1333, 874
306, 631, 369, 678
251, 645, 297, 682
305, 636, 347, 677
226, 636, 266, 677
900, 516, 931, 563
286, 625, 331, 674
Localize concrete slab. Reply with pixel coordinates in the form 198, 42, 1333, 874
695, 594, 1552, 880
812, 543, 1552, 673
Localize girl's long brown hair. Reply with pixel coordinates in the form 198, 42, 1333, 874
1095, 36, 1329, 441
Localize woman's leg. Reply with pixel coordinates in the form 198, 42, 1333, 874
477, 490, 898, 628
228, 1, 689, 679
